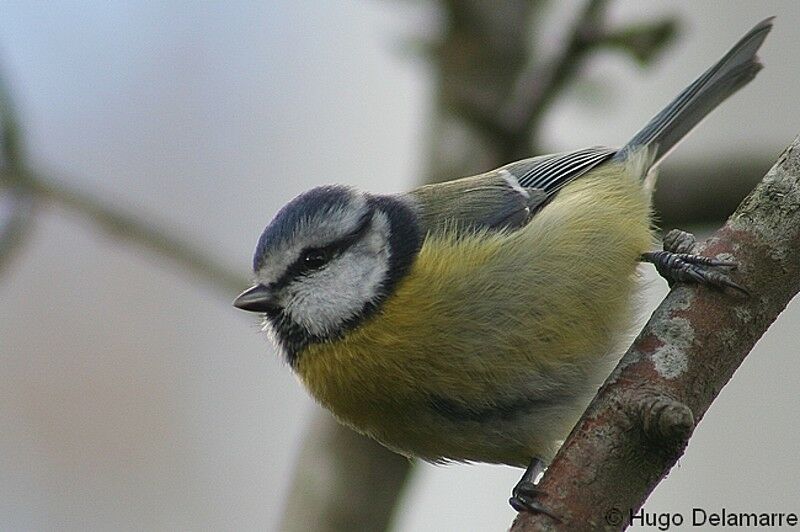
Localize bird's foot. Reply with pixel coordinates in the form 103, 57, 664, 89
642, 229, 747, 295
509, 482, 558, 519
509, 458, 560, 520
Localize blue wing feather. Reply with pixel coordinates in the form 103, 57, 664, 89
502, 147, 617, 195
410, 147, 616, 235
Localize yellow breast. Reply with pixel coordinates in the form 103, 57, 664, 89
295, 163, 653, 463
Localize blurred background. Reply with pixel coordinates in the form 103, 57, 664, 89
1, 1, 799, 530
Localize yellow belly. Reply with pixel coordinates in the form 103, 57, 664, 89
295, 164, 653, 465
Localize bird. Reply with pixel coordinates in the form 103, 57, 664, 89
234, 18, 772, 514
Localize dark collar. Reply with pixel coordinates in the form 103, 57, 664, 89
270, 194, 422, 367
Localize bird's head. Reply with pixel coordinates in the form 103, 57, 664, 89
234, 185, 421, 364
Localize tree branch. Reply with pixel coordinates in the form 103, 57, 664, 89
512, 135, 800, 531
426, 0, 677, 177
500, 1, 677, 159
0, 68, 248, 297
0, 70, 35, 275
500, 0, 615, 143
0, 185, 34, 275
16, 170, 246, 294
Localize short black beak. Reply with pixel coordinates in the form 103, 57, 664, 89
233, 284, 273, 312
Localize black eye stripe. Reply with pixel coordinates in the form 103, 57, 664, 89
263, 195, 422, 363
298, 210, 373, 267
272, 210, 374, 289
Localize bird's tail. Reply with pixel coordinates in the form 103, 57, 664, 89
615, 17, 773, 174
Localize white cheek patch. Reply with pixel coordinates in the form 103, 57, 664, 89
282, 212, 391, 337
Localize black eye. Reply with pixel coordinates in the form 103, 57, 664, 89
301, 249, 330, 270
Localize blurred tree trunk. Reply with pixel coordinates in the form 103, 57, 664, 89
425, 0, 541, 180
278, 412, 412, 532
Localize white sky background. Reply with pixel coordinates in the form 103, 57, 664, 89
0, 1, 799, 530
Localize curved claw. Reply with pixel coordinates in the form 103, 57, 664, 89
509, 485, 560, 521
510, 458, 560, 520
642, 250, 749, 296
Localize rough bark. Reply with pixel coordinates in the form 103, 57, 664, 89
512, 135, 800, 531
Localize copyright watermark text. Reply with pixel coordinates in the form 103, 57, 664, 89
603, 507, 799, 529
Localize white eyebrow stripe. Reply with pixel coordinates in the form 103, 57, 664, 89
499, 169, 530, 199
255, 198, 371, 286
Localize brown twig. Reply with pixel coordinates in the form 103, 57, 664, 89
0, 70, 36, 275
17, 171, 247, 295
512, 135, 800, 531
503, 8, 678, 153
0, 69, 247, 296
478, 0, 678, 161
500, 0, 612, 146
0, 186, 34, 275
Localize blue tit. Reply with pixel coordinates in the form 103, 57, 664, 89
234, 18, 772, 513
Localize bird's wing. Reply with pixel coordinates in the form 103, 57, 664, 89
408, 172, 547, 235
408, 147, 616, 236
501, 147, 617, 194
